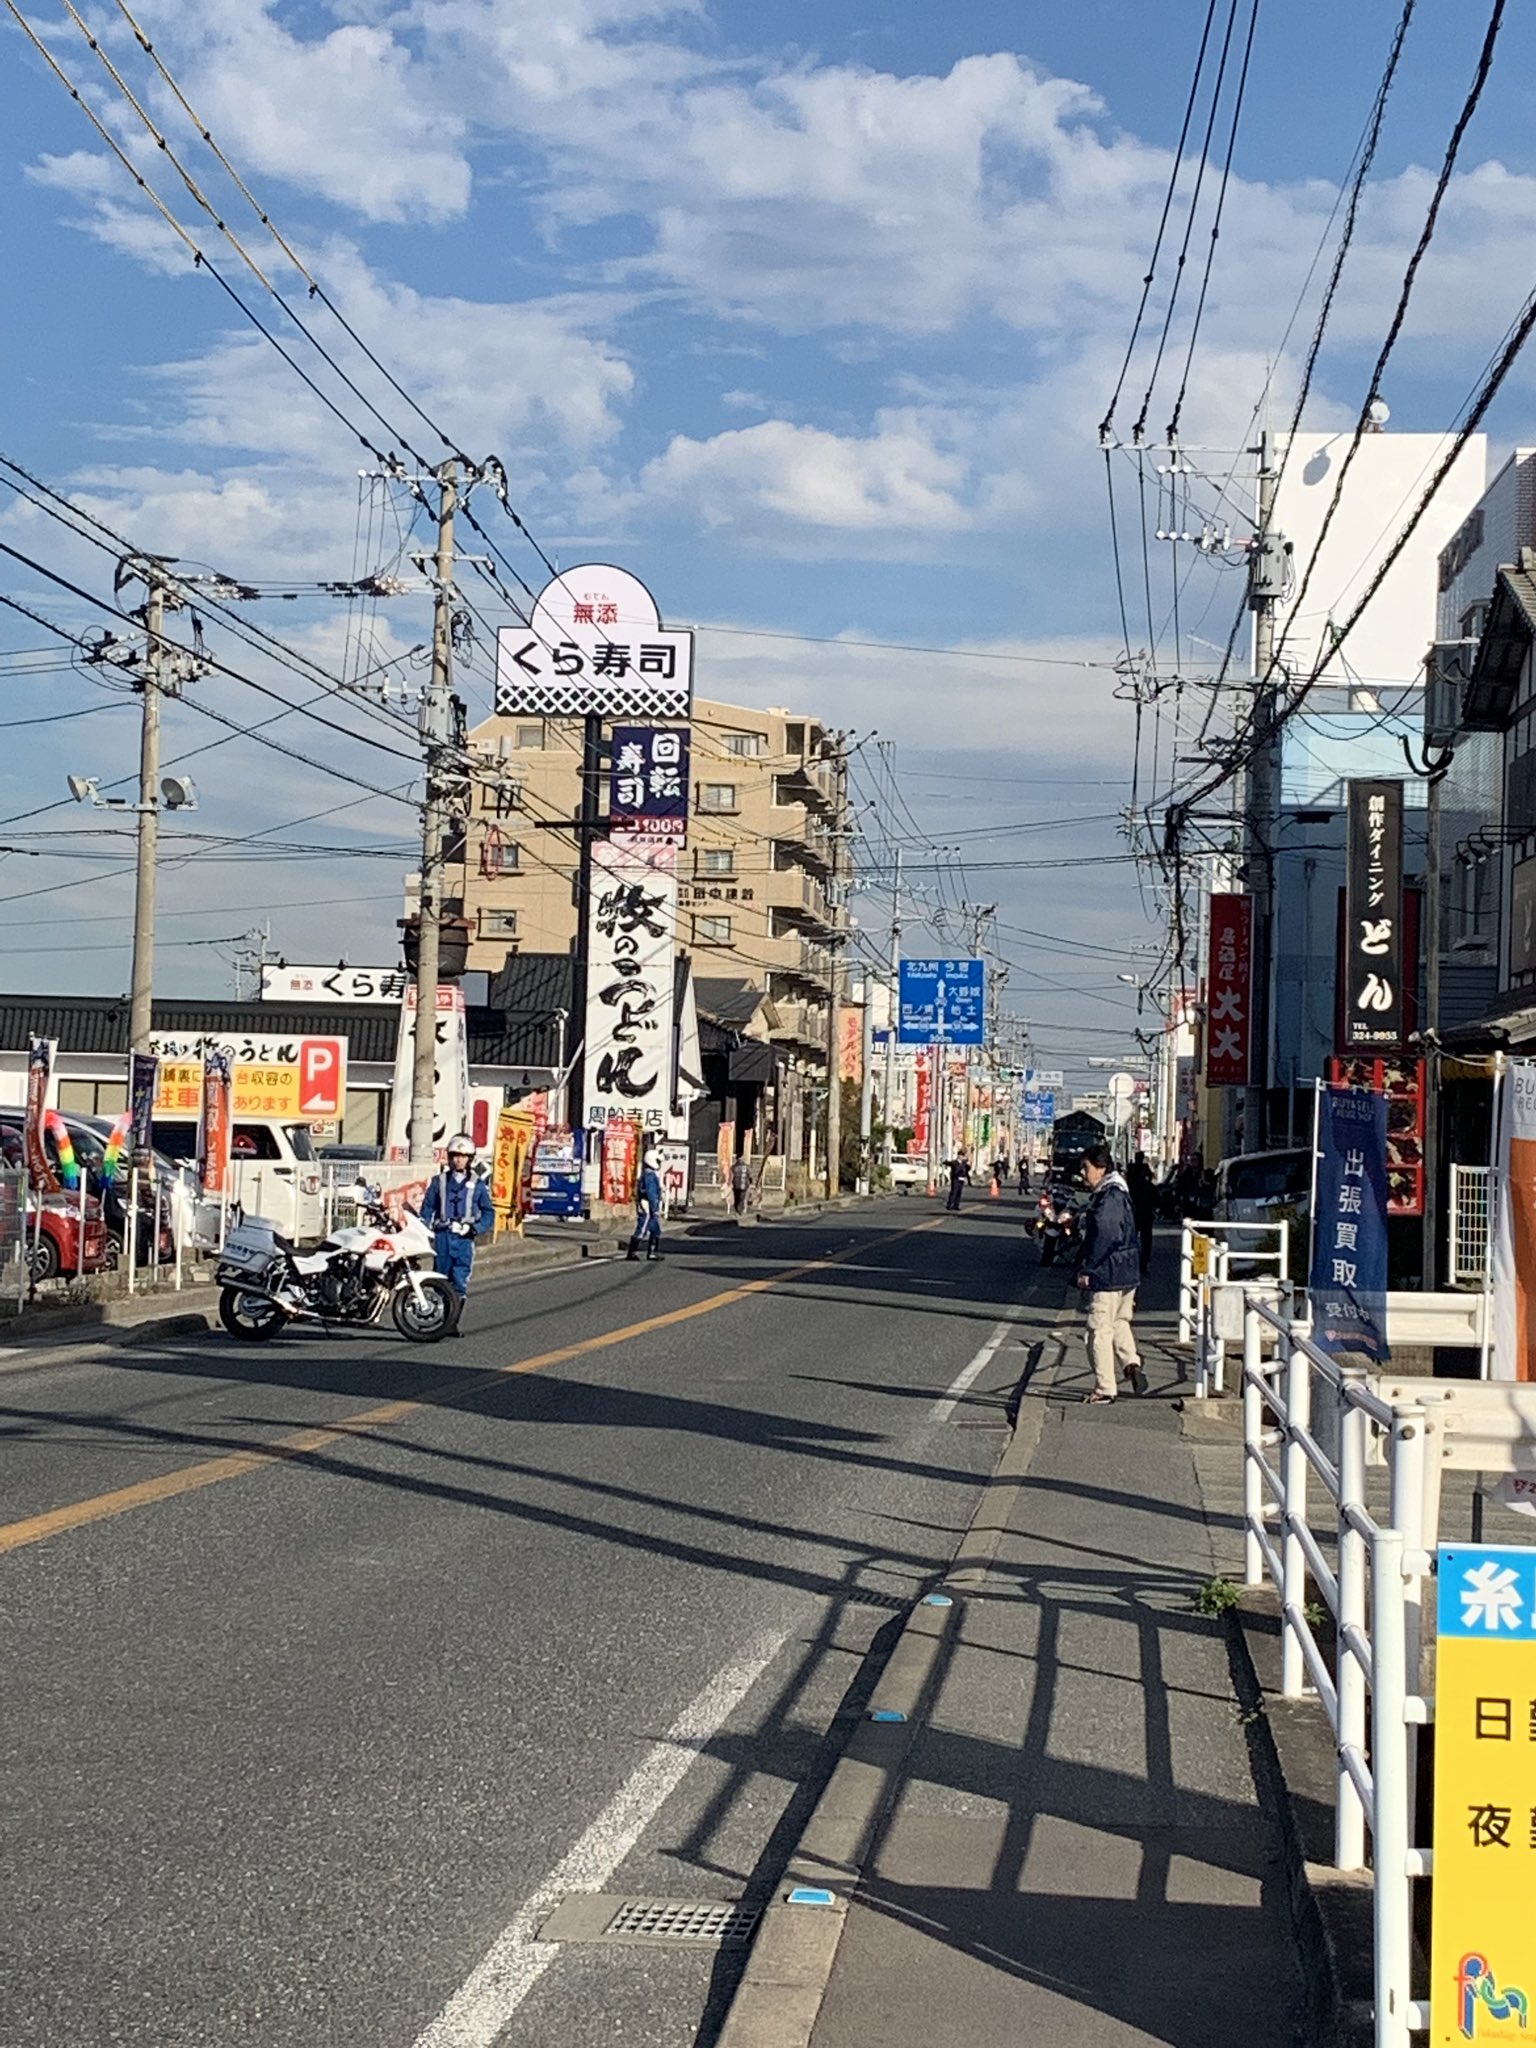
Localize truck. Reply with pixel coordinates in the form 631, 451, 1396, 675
1049, 1110, 1106, 1179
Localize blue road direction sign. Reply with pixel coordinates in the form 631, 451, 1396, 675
898, 957, 986, 1046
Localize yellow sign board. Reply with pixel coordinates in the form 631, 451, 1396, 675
490, 1108, 537, 1236
155, 1060, 324, 1122
1431, 1545, 1536, 2043
1189, 1233, 1212, 1278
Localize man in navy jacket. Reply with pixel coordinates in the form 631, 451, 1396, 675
1075, 1143, 1146, 1403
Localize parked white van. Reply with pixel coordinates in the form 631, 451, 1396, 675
153, 1117, 326, 1243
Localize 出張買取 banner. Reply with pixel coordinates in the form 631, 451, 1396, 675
1308, 1084, 1390, 1363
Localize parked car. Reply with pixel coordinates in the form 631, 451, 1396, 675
0, 1110, 182, 1267
152, 1117, 325, 1242
1212, 1146, 1311, 1278
0, 1136, 111, 1280
888, 1153, 928, 1194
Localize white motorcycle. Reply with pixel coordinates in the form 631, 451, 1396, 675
214, 1183, 459, 1344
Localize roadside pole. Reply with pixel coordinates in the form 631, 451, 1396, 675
568, 712, 605, 1131
128, 561, 169, 1059
1243, 428, 1284, 1156
409, 460, 457, 1167
882, 848, 902, 1174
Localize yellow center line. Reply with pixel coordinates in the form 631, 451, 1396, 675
0, 1215, 944, 1558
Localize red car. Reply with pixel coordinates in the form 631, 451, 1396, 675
0, 1142, 111, 1281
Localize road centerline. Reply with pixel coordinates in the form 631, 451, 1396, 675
0, 1216, 944, 1559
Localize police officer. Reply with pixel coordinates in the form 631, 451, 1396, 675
628, 1148, 665, 1261
419, 1133, 494, 1327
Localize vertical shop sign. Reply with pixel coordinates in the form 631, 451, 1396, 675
1492, 1058, 1536, 1381
1345, 779, 1405, 1049
583, 837, 678, 1133
1205, 895, 1252, 1086
1308, 1084, 1390, 1362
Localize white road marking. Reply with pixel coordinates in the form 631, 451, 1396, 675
410, 1626, 788, 2048
930, 1318, 1016, 1423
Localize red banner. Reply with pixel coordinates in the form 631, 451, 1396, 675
601, 1118, 640, 1206
200, 1052, 232, 1197
1206, 894, 1253, 1087
24, 1039, 56, 1193
914, 1057, 931, 1153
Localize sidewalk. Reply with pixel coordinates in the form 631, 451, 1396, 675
728, 1254, 1307, 2047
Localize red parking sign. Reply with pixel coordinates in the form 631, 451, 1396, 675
299, 1037, 344, 1115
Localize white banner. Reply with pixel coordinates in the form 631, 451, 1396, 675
583, 838, 678, 1134
386, 986, 470, 1161
262, 963, 409, 1004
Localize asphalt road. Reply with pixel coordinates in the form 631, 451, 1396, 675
0, 1194, 1062, 2048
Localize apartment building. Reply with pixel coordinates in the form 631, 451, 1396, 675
451, 697, 849, 1079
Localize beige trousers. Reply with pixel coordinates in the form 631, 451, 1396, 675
1085, 1287, 1140, 1397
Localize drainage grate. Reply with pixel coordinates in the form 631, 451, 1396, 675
606, 1898, 760, 1944
537, 1893, 762, 1948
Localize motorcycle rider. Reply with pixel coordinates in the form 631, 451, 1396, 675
419, 1134, 494, 1325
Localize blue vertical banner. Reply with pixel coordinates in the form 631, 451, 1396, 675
1309, 1085, 1390, 1362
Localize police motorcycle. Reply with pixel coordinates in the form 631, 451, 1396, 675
1034, 1180, 1083, 1267
215, 1182, 458, 1343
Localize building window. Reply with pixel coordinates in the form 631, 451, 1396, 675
480, 832, 520, 878
699, 782, 738, 814
785, 723, 805, 754
514, 723, 545, 751
478, 908, 519, 939
699, 847, 735, 877
480, 780, 524, 815
723, 731, 765, 757
695, 915, 732, 944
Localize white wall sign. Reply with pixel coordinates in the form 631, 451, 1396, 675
386, 986, 470, 1161
583, 838, 678, 1133
261, 964, 409, 1004
495, 564, 692, 720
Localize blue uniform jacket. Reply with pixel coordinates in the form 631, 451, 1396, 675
420, 1170, 494, 1238
1079, 1173, 1141, 1292
636, 1166, 663, 1214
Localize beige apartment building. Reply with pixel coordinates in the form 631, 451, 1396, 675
451, 698, 849, 1074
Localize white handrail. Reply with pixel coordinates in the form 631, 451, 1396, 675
1240, 1290, 1435, 2045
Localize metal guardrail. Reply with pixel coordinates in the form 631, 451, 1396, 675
1178, 1218, 1291, 1396
1241, 1293, 1433, 2047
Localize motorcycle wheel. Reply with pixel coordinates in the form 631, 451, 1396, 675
218, 1287, 288, 1341
391, 1274, 458, 1344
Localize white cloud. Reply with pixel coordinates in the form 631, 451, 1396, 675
640, 412, 972, 542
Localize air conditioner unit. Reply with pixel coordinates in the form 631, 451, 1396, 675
1425, 639, 1480, 746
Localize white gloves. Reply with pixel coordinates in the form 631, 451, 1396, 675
450, 1219, 474, 1237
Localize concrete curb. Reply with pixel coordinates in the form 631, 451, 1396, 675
1229, 1589, 1376, 2048
715, 1339, 1049, 2048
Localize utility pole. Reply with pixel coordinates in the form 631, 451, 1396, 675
128, 561, 169, 1057
568, 712, 605, 1131
409, 460, 457, 1165
1243, 428, 1286, 1156
824, 741, 847, 1199
856, 977, 874, 1196
1423, 766, 1443, 1286
882, 847, 902, 1173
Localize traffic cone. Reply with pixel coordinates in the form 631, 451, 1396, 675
990, 1175, 1000, 1199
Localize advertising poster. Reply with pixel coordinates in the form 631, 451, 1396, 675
24, 1038, 56, 1193
1327, 1055, 1425, 1215
490, 1108, 537, 1232
1492, 1058, 1536, 1381
385, 987, 467, 1162
1205, 895, 1252, 1086
1430, 1545, 1536, 2043
1308, 1085, 1390, 1363
1344, 779, 1405, 1049
656, 1139, 691, 1216
601, 1118, 641, 1207
199, 1049, 233, 1198
914, 1058, 931, 1153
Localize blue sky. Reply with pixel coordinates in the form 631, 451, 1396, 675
3, 0, 1536, 1074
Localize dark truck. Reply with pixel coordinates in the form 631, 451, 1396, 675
1049, 1110, 1107, 1179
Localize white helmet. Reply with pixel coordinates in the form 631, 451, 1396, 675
447, 1132, 475, 1156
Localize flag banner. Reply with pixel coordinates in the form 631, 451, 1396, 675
1309, 1084, 1390, 1363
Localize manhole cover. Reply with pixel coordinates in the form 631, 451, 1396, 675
537, 1894, 762, 1947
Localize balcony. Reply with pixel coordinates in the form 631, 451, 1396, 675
777, 755, 838, 811
767, 994, 828, 1050
771, 869, 834, 930
773, 827, 833, 876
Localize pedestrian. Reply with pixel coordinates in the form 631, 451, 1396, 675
1075, 1142, 1146, 1403
730, 1152, 754, 1218
1127, 1149, 1158, 1276
629, 1147, 665, 1261
945, 1152, 970, 1211
418, 1132, 494, 1330
1017, 1158, 1029, 1195
994, 1154, 1009, 1194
